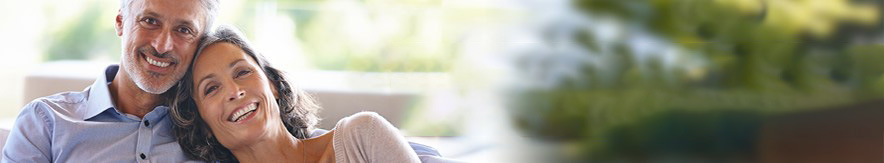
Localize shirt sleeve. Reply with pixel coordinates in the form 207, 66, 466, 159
2, 100, 55, 163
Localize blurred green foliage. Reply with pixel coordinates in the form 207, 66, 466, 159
296, 0, 456, 72
45, 0, 460, 72
600, 110, 761, 162
45, 1, 119, 61
507, 0, 884, 161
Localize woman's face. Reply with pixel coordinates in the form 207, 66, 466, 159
190, 42, 282, 150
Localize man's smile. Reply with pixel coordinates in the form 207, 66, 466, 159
139, 49, 178, 74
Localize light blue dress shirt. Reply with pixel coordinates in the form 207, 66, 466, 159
1, 65, 199, 163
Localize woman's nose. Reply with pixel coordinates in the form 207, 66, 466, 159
227, 87, 245, 102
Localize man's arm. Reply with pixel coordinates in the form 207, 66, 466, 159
2, 100, 54, 163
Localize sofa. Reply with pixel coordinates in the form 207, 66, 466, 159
4, 61, 463, 162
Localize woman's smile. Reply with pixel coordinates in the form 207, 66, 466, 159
228, 101, 259, 123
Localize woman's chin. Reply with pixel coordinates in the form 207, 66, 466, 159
224, 128, 268, 150
218, 104, 282, 150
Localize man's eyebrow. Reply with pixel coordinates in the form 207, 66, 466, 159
140, 10, 161, 19
175, 19, 198, 30
138, 10, 198, 31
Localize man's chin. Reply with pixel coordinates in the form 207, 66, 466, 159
136, 82, 174, 94
122, 55, 181, 94
133, 74, 178, 94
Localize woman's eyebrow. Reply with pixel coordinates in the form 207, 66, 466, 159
229, 59, 245, 68
197, 74, 216, 90
196, 59, 247, 90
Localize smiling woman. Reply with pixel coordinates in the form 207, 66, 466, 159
169, 25, 423, 162
170, 25, 320, 162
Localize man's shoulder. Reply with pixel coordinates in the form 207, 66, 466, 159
33, 91, 88, 104
21, 90, 90, 118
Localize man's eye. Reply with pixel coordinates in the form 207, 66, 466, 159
177, 27, 192, 34
205, 85, 218, 95
142, 18, 158, 25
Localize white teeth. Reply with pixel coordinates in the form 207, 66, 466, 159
146, 57, 170, 67
230, 103, 258, 122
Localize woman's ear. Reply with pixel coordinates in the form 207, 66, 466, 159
270, 80, 280, 99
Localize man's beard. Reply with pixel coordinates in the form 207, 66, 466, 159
121, 45, 184, 94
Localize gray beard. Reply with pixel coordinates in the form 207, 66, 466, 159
122, 54, 180, 95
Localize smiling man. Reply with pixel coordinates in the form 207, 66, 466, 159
1, 0, 218, 162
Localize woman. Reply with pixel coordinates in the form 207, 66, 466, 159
169, 26, 421, 163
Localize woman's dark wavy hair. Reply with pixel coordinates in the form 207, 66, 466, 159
169, 25, 320, 162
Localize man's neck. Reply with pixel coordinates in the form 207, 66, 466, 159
109, 70, 163, 118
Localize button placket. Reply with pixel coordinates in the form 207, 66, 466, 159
135, 119, 153, 163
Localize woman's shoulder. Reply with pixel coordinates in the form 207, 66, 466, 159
334, 112, 394, 134
332, 111, 409, 145
331, 112, 419, 162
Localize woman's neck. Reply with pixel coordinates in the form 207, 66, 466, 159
230, 127, 334, 163
231, 127, 303, 163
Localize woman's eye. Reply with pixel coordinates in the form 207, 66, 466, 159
205, 85, 218, 95
235, 69, 252, 78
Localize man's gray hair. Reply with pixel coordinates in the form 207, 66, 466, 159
119, 0, 219, 36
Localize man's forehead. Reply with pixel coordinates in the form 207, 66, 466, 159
131, 0, 207, 27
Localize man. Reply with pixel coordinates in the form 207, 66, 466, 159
2, 0, 218, 162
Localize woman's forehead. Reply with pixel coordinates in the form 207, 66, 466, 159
193, 43, 250, 77
198, 43, 246, 64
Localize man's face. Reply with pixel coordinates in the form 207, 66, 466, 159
116, 0, 207, 94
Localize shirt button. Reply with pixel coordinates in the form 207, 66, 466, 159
140, 153, 146, 159
144, 120, 150, 127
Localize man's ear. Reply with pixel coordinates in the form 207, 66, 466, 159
115, 10, 124, 37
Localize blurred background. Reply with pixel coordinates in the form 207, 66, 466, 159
1, 0, 884, 162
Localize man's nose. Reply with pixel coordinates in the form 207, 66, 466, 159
152, 30, 174, 55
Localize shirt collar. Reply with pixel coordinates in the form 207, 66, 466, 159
83, 65, 119, 120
